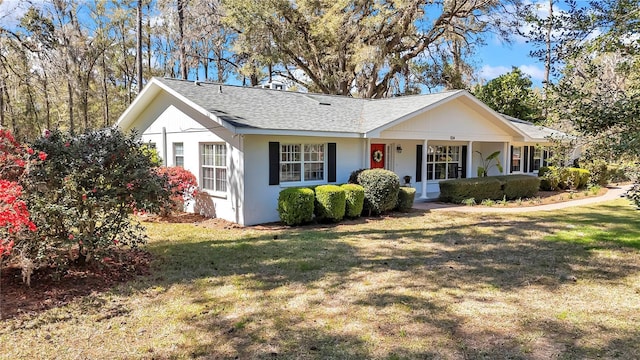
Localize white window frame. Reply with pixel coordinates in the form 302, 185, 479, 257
280, 143, 325, 183
512, 146, 522, 172
173, 142, 184, 167
426, 145, 461, 180
532, 146, 543, 172
200, 143, 227, 196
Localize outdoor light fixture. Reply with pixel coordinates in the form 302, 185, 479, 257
396, 145, 403, 153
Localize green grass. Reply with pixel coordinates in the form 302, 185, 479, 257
2, 199, 640, 359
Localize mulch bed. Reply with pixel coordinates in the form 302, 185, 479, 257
0, 249, 151, 320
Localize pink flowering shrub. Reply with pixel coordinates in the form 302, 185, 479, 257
155, 166, 198, 214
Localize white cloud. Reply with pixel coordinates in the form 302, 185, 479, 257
519, 64, 545, 81
479, 64, 545, 82
479, 65, 511, 80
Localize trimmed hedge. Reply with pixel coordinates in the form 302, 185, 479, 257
314, 185, 346, 222
440, 175, 541, 203
495, 175, 541, 199
396, 187, 416, 212
277, 187, 315, 226
539, 166, 590, 190
356, 169, 400, 215
439, 177, 503, 203
341, 183, 365, 218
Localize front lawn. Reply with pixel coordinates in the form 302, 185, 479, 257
2, 199, 640, 359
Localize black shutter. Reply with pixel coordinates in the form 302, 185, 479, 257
328, 143, 337, 183
523, 146, 529, 173
543, 149, 549, 167
529, 146, 535, 171
269, 142, 280, 185
416, 144, 423, 182
510, 145, 514, 173
461, 145, 467, 178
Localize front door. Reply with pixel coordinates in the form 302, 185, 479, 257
371, 143, 385, 169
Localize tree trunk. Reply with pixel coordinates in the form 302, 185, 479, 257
177, 0, 187, 80
136, 0, 143, 92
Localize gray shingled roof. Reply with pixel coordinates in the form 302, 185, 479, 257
155, 78, 463, 134
502, 114, 570, 140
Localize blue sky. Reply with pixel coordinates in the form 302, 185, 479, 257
0, 0, 546, 88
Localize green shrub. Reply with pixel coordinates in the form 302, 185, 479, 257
314, 185, 346, 222
356, 169, 400, 215
396, 187, 416, 212
608, 164, 631, 183
582, 159, 609, 186
348, 169, 367, 184
539, 166, 568, 190
277, 187, 315, 226
341, 183, 364, 218
539, 166, 589, 190
495, 175, 540, 199
567, 168, 590, 189
24, 128, 169, 265
439, 177, 503, 203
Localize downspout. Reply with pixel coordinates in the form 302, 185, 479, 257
162, 127, 167, 166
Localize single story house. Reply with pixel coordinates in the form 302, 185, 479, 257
116, 77, 570, 225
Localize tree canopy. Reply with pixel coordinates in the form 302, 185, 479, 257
472, 67, 543, 122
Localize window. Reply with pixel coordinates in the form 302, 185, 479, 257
174, 143, 184, 167
280, 143, 324, 182
512, 146, 522, 172
201, 144, 227, 193
426, 146, 460, 180
532, 147, 543, 171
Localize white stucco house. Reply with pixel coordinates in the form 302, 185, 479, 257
116, 77, 569, 225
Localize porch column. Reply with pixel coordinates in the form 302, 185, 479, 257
503, 142, 509, 174
420, 139, 428, 200
364, 138, 371, 168
467, 141, 473, 178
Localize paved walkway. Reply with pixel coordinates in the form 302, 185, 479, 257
412, 185, 633, 213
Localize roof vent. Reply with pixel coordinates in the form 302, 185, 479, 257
319, 102, 331, 106
218, 85, 223, 94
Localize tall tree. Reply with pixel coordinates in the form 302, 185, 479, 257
472, 67, 543, 122
223, 0, 514, 98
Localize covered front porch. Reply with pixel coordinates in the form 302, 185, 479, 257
362, 139, 511, 201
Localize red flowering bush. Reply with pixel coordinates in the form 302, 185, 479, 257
155, 166, 198, 214
0, 130, 44, 296
0, 130, 42, 259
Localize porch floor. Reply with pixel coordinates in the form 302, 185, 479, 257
414, 192, 441, 202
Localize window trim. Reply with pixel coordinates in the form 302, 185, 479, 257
426, 145, 461, 181
532, 146, 543, 172
173, 142, 184, 167
511, 146, 522, 173
279, 143, 326, 185
200, 143, 228, 197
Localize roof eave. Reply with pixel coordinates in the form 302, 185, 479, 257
236, 128, 363, 138
116, 77, 238, 135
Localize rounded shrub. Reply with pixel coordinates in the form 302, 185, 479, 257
356, 169, 400, 216
314, 185, 346, 222
396, 187, 416, 212
341, 183, 365, 218
567, 168, 590, 189
277, 187, 314, 226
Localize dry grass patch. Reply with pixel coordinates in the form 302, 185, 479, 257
2, 199, 640, 359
